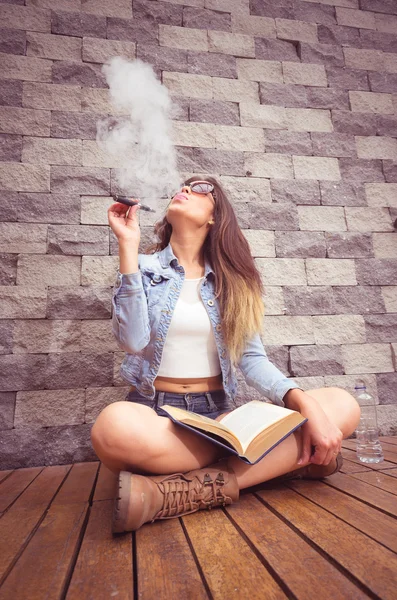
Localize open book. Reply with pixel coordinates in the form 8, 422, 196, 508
157, 400, 308, 465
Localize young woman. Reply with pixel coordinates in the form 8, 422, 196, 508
91, 176, 361, 533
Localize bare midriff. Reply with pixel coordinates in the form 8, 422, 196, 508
129, 373, 224, 394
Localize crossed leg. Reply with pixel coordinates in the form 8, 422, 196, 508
90, 386, 361, 489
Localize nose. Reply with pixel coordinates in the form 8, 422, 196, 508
181, 185, 190, 194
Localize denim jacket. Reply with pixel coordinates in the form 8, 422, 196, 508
112, 242, 304, 408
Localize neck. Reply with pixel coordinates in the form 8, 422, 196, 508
169, 232, 206, 270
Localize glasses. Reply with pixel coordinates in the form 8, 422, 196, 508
172, 181, 216, 199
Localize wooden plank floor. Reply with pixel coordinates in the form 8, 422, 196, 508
1, 437, 397, 600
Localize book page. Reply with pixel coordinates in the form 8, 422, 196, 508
220, 401, 295, 450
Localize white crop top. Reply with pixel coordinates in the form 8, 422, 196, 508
157, 277, 222, 378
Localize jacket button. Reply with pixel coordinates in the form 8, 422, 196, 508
216, 324, 221, 332
152, 274, 162, 283
207, 299, 214, 306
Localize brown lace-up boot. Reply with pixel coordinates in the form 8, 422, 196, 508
112, 458, 239, 533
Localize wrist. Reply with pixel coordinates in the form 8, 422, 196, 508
284, 388, 311, 411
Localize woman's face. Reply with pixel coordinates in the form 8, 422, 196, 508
166, 182, 215, 229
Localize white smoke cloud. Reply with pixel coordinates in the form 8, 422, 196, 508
97, 56, 182, 205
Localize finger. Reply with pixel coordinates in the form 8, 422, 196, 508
298, 438, 311, 465
125, 204, 140, 228
310, 445, 326, 465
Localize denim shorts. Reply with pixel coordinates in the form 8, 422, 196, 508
125, 388, 233, 420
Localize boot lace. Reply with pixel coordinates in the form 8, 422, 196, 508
153, 471, 230, 520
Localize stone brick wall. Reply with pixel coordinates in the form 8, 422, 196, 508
0, 0, 396, 469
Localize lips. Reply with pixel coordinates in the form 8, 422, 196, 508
173, 193, 188, 201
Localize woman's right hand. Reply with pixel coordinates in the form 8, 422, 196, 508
108, 201, 141, 246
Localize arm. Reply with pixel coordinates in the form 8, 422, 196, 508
237, 332, 304, 407
111, 240, 150, 353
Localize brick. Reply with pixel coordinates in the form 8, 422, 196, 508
213, 78, 258, 102
0, 106, 51, 137
345, 207, 393, 231
219, 176, 271, 203
163, 71, 212, 99
183, 6, 231, 31
243, 230, 274, 257
22, 137, 82, 166
282, 61, 327, 86
107, 17, 158, 44
245, 153, 293, 178
51, 111, 98, 139
307, 258, 356, 286
311, 132, 356, 157
0, 4, 51, 32
23, 82, 81, 112
47, 285, 111, 318
293, 2, 337, 26
262, 316, 315, 345
349, 90, 394, 114
52, 10, 107, 38
384, 53, 397, 74
236, 58, 282, 82
171, 121, 216, 148
17, 192, 80, 224
26, 1, 80, 11
342, 343, 394, 375
239, 102, 285, 127
307, 87, 350, 110
285, 108, 333, 132
344, 47, 385, 71
85, 386, 128, 423
159, 24, 208, 51
356, 258, 397, 285
82, 37, 136, 63
276, 18, 318, 43
187, 51, 237, 78
208, 31, 255, 57
0, 163, 50, 192
377, 373, 397, 407
14, 389, 84, 428
336, 7, 376, 29
250, 203, 300, 230
360, 0, 397, 16
0, 285, 47, 319
365, 183, 397, 207
0, 53, 52, 83
0, 223, 47, 253
260, 81, 308, 107
231, 14, 276, 37
17, 255, 80, 287
51, 166, 110, 195
81, 0, 132, 18
0, 79, 22, 107
255, 37, 299, 61
369, 72, 397, 93
48, 225, 109, 255
331, 284, 385, 314
332, 110, 378, 135
205, 0, 249, 14
359, 29, 397, 53
356, 136, 397, 160
0, 392, 14, 430
326, 65, 369, 90
0, 28, 26, 55
298, 42, 344, 67
82, 256, 121, 285
0, 354, 48, 392
378, 115, 397, 137
276, 231, 326, 258
318, 23, 360, 46
26, 31, 81, 61
313, 315, 365, 344
250, 0, 293, 19
265, 130, 312, 155
215, 125, 264, 151
190, 99, 240, 125
45, 353, 113, 389
52, 61, 107, 87
383, 160, 397, 183
80, 321, 120, 352
293, 156, 341, 180
290, 345, 344, 376
382, 288, 397, 313
298, 206, 346, 231
301, 1, 361, 8
339, 158, 384, 182
375, 12, 397, 34
0, 134, 22, 162
138, 44, 187, 73
13, 317, 79, 353
186, 147, 245, 175
373, 233, 397, 258
0, 191, 19, 223
271, 179, 320, 205
256, 259, 307, 287
326, 231, 373, 258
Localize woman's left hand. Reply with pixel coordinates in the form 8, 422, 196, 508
296, 396, 343, 466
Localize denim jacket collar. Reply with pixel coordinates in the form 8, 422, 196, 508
159, 241, 214, 278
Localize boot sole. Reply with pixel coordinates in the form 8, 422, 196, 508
112, 470, 131, 534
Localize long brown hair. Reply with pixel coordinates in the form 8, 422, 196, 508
144, 176, 265, 366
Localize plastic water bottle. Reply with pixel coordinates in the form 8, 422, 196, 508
354, 381, 384, 464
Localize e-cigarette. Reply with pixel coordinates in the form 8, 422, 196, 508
112, 195, 157, 213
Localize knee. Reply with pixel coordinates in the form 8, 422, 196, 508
332, 387, 361, 437
91, 401, 142, 451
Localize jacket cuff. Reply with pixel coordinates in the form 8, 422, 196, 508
115, 269, 143, 292
271, 380, 304, 408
